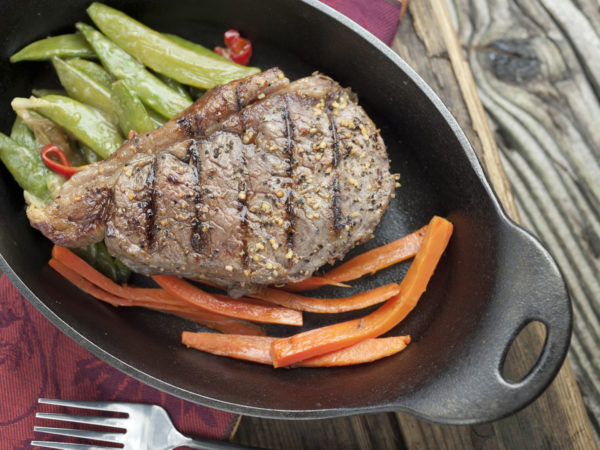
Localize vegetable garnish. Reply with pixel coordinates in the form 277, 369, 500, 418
214, 29, 253, 66
48, 216, 450, 368
41, 144, 87, 178
284, 225, 428, 292
51, 246, 301, 326
248, 283, 402, 313
270, 216, 453, 368
182, 332, 410, 367
153, 275, 303, 326
49, 256, 264, 336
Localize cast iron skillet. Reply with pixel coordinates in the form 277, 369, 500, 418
0, 0, 571, 423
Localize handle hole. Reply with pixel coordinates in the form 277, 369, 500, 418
501, 320, 547, 383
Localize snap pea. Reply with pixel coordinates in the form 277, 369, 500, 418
10, 33, 96, 63
32, 89, 68, 98
14, 108, 85, 167
52, 57, 117, 122
12, 95, 122, 159
148, 109, 167, 128
114, 258, 132, 284
189, 87, 207, 100
0, 132, 51, 201
156, 74, 192, 102
96, 241, 130, 284
87, 3, 260, 89
76, 22, 192, 119
162, 33, 229, 62
111, 80, 154, 135
68, 58, 114, 90
80, 144, 101, 164
72, 241, 131, 284
10, 117, 36, 150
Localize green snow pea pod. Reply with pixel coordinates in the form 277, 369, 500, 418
68, 58, 114, 89
0, 132, 51, 201
80, 144, 101, 164
76, 22, 191, 119
111, 80, 154, 135
10, 117, 36, 150
87, 3, 260, 89
162, 33, 228, 62
148, 109, 167, 128
156, 73, 193, 102
11, 95, 122, 159
72, 241, 130, 283
32, 89, 68, 98
10, 33, 96, 62
114, 257, 132, 284
52, 57, 117, 122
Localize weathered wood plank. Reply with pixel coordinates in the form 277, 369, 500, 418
232, 413, 406, 449
389, 0, 598, 448
449, 0, 600, 441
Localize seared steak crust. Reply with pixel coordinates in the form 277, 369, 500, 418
27, 68, 394, 294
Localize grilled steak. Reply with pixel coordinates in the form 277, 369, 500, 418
28, 68, 394, 295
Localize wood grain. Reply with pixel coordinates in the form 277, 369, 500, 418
390, 0, 598, 448
233, 0, 599, 448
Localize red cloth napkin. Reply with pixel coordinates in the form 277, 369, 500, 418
0, 275, 237, 448
0, 2, 405, 448
321, 0, 407, 45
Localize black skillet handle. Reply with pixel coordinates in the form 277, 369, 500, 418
402, 222, 573, 424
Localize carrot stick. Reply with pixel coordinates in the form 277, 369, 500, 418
300, 335, 410, 367
53, 246, 178, 304
183, 333, 274, 364
283, 276, 350, 292
270, 216, 452, 367
153, 275, 303, 326
49, 258, 265, 336
248, 283, 402, 313
182, 331, 410, 367
49, 258, 129, 307
285, 225, 428, 292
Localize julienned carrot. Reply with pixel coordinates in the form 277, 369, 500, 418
53, 246, 301, 326
249, 283, 402, 313
183, 333, 274, 364
283, 277, 351, 291
153, 275, 302, 326
53, 246, 177, 304
300, 335, 410, 367
270, 216, 452, 367
285, 225, 428, 292
182, 331, 411, 367
49, 258, 265, 336
49, 258, 129, 307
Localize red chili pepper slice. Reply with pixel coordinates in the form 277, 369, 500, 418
223, 29, 240, 48
41, 144, 87, 178
214, 29, 252, 66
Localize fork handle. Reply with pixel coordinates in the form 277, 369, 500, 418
176, 435, 264, 450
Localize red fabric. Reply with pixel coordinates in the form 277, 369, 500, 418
320, 0, 406, 45
0, 2, 404, 448
0, 275, 237, 448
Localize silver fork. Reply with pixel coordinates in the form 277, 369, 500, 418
32, 398, 259, 450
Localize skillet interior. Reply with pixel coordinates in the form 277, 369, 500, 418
0, 0, 570, 422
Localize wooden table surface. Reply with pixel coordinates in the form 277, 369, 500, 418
231, 0, 600, 448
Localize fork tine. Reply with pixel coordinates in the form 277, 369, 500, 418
38, 398, 129, 413
31, 441, 113, 450
34, 426, 124, 443
36, 412, 126, 428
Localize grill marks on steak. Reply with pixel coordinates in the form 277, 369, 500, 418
27, 68, 394, 295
